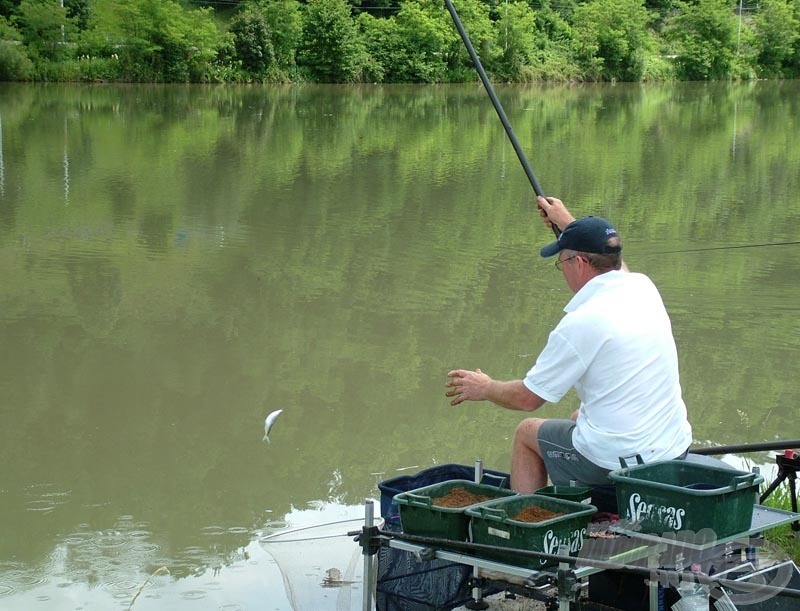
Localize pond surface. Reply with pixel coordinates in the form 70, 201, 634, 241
0, 81, 798, 610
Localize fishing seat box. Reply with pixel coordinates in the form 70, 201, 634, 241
377, 463, 510, 523
466, 494, 597, 569
608, 458, 763, 538
393, 479, 517, 541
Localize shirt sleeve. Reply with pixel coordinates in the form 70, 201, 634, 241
523, 329, 587, 404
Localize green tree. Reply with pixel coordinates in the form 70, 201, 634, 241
572, 0, 653, 81
356, 12, 395, 82
0, 15, 32, 79
229, 3, 275, 78
65, 0, 90, 31
15, 0, 71, 61
94, 0, 220, 82
442, 0, 494, 81
752, 0, 800, 78
298, 0, 365, 82
392, 0, 450, 82
0, 0, 20, 20
493, 1, 537, 81
529, 0, 579, 81
263, 0, 302, 74
666, 0, 739, 80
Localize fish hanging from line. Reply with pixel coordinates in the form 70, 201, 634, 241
263, 409, 283, 444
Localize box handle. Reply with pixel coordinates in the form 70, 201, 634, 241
618, 454, 645, 469
730, 473, 756, 490
474, 506, 508, 520
481, 472, 509, 488
403, 492, 434, 508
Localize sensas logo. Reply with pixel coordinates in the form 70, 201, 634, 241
541, 527, 587, 565
626, 493, 686, 530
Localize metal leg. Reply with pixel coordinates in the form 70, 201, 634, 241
648, 550, 660, 610
466, 460, 489, 610
557, 544, 572, 611
362, 500, 374, 611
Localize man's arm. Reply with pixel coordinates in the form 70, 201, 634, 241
446, 369, 545, 412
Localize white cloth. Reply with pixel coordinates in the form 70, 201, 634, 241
523, 270, 692, 470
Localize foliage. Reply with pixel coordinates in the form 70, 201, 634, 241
572, 0, 653, 82
94, 0, 221, 82
492, 2, 537, 81
0, 0, 795, 83
262, 0, 302, 76
64, 0, 91, 30
752, 0, 800, 78
15, 0, 72, 62
442, 0, 495, 81
761, 482, 800, 563
0, 40, 32, 79
387, 0, 451, 82
229, 3, 275, 79
666, 0, 740, 80
297, 0, 366, 82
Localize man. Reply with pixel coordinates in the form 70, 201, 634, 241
445, 196, 692, 493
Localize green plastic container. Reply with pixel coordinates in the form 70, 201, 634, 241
466, 494, 597, 569
535, 485, 593, 503
394, 479, 517, 541
608, 459, 763, 538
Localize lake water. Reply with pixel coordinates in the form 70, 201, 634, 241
0, 81, 798, 610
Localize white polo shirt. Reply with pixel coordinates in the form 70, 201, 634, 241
523, 270, 692, 470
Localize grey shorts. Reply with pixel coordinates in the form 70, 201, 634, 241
537, 419, 612, 487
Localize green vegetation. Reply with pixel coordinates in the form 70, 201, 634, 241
0, 0, 798, 82
762, 482, 800, 564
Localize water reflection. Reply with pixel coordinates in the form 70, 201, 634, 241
0, 82, 798, 610
0, 501, 370, 611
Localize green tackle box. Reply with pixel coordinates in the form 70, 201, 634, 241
608, 458, 763, 538
535, 485, 593, 503
466, 494, 597, 569
394, 479, 517, 541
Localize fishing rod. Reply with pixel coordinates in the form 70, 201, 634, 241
690, 440, 800, 456
443, 0, 559, 238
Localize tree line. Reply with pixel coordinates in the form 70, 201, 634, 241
0, 0, 798, 83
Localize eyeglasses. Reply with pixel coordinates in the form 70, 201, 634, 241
554, 255, 579, 271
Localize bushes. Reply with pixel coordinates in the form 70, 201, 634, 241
0, 41, 33, 80
0, 0, 797, 83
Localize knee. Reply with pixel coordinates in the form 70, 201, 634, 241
513, 417, 544, 444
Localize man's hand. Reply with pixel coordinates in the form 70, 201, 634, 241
445, 368, 491, 406
537, 196, 575, 233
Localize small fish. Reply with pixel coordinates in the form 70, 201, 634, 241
263, 409, 283, 443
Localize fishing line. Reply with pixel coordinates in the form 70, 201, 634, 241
638, 240, 800, 257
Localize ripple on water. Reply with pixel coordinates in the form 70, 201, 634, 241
201, 526, 226, 537
179, 590, 208, 600
25, 500, 57, 514
92, 533, 127, 548
3, 570, 47, 588
60, 531, 95, 546
226, 527, 250, 535
101, 579, 139, 592
0, 584, 16, 597
128, 542, 161, 554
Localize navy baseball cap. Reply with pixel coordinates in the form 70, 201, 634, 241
540, 216, 622, 258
